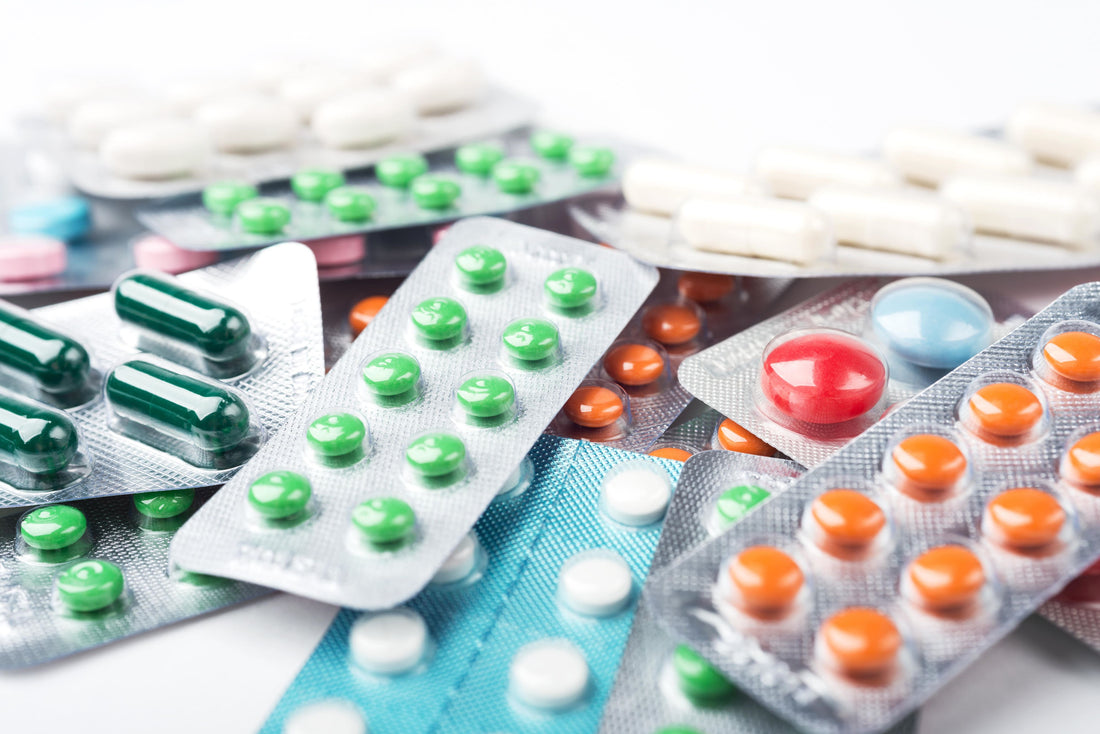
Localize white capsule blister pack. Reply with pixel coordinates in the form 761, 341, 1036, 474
169, 217, 658, 610
646, 281, 1100, 734
679, 277, 1031, 467
0, 243, 324, 508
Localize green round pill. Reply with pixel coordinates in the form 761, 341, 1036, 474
570, 146, 615, 177
530, 131, 574, 160
411, 176, 461, 210
716, 484, 770, 525
411, 297, 467, 342
237, 198, 291, 235
248, 470, 312, 519
673, 645, 736, 702
307, 412, 366, 457
352, 497, 416, 545
492, 160, 541, 194
406, 433, 466, 477
362, 352, 420, 397
291, 168, 346, 202
133, 489, 195, 519
455, 246, 507, 287
20, 505, 87, 550
544, 267, 598, 309
502, 318, 559, 362
455, 142, 505, 175
56, 559, 124, 613
324, 187, 376, 222
376, 154, 428, 188
457, 375, 515, 418
202, 180, 258, 216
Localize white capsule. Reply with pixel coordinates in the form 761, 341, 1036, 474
392, 57, 485, 115
753, 146, 900, 200
68, 97, 165, 149
677, 196, 833, 264
349, 608, 428, 675
509, 639, 589, 710
312, 89, 415, 150
1007, 103, 1100, 167
100, 119, 208, 180
359, 42, 440, 81
883, 126, 1034, 187
940, 175, 1100, 249
195, 94, 299, 154
43, 80, 137, 123
161, 78, 258, 115
558, 550, 633, 617
279, 71, 371, 123
808, 185, 970, 259
623, 159, 760, 217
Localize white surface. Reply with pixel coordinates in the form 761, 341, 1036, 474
509, 638, 590, 710
348, 608, 428, 674
602, 465, 673, 525
558, 550, 634, 616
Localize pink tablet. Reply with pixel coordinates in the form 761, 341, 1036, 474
0, 234, 67, 282
306, 234, 366, 267
132, 234, 218, 274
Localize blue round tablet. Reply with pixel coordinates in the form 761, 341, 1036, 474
870, 278, 993, 369
8, 196, 92, 242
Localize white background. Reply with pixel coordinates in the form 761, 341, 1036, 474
3, 0, 1100, 731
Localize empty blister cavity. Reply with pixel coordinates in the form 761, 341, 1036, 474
601, 459, 673, 527
676, 196, 834, 265
957, 371, 1050, 447
0, 391, 91, 492
0, 300, 96, 406
623, 158, 760, 217
752, 146, 900, 200
882, 126, 1033, 187
1033, 320, 1100, 393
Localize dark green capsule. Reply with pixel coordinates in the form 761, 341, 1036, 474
0, 392, 78, 474
0, 301, 90, 393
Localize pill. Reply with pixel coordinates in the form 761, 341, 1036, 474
715, 419, 776, 456
545, 267, 597, 310
530, 131, 574, 161
278, 70, 366, 122
984, 487, 1065, 550
1042, 331, 1100, 383
870, 279, 993, 369
564, 386, 624, 428
604, 343, 665, 386
454, 245, 507, 288
307, 235, 366, 267
68, 97, 164, 148
570, 146, 615, 177
510, 639, 589, 710
20, 505, 86, 550
761, 331, 887, 425
161, 78, 258, 115
359, 42, 440, 81
292, 168, 346, 202
56, 559, 125, 613
411, 175, 461, 210
817, 608, 901, 677
133, 488, 195, 519
248, 470, 312, 519
558, 550, 633, 616
312, 88, 415, 150
283, 701, 366, 734
1075, 157, 1100, 193
678, 196, 833, 264
493, 160, 541, 194
105, 359, 250, 452
349, 608, 428, 674
1064, 431, 1100, 486
195, 94, 298, 154
753, 146, 900, 200
132, 234, 219, 274
965, 382, 1043, 438
502, 318, 559, 363
715, 484, 771, 525
9, 195, 91, 242
348, 296, 389, 336
237, 198, 291, 235
392, 56, 485, 114
432, 532, 479, 584
905, 545, 985, 612
810, 489, 886, 551
376, 154, 429, 188
307, 412, 366, 458
941, 175, 1100, 249
808, 185, 969, 259
100, 119, 207, 180
455, 142, 504, 175
602, 465, 672, 526
0, 301, 90, 392
406, 433, 465, 478
0, 235, 67, 282
677, 272, 736, 303
202, 181, 258, 216
672, 645, 736, 702
649, 446, 692, 461
114, 272, 252, 362
883, 126, 1033, 186
43, 79, 137, 122
642, 303, 702, 345
410, 297, 466, 343
362, 352, 420, 398
726, 546, 803, 616
1006, 103, 1100, 167
456, 374, 515, 418
891, 434, 967, 495
623, 159, 759, 217
352, 497, 416, 545
325, 187, 376, 222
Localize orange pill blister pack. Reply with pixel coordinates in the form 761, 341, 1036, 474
645, 281, 1100, 734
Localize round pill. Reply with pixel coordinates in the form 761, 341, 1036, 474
570, 146, 615, 177
307, 235, 366, 267
278, 70, 364, 122
56, 559, 124, 612
810, 489, 886, 549
715, 419, 776, 456
716, 484, 771, 525
133, 488, 195, 519
20, 505, 86, 550
544, 268, 597, 310
559, 551, 633, 616
817, 608, 901, 677
9, 196, 91, 242
649, 447, 692, 461
307, 413, 366, 458
432, 532, 479, 584
726, 546, 803, 615
871, 280, 993, 369
132, 235, 218, 274
411, 176, 461, 210
891, 434, 967, 494
1043, 331, 1100, 383
456, 374, 515, 418
672, 645, 736, 702
678, 272, 735, 303
603, 466, 672, 526
905, 545, 985, 611
410, 297, 467, 342
362, 352, 420, 396
510, 639, 589, 710
100, 119, 207, 180
376, 154, 428, 188
393, 56, 485, 114
454, 246, 507, 287
283, 701, 366, 734
966, 382, 1043, 438
564, 386, 624, 428
642, 303, 702, 345
292, 168, 346, 202
493, 160, 541, 194
312, 88, 414, 150
349, 296, 389, 336
455, 142, 504, 175
248, 471, 312, 519
202, 181, 258, 216
325, 187, 376, 222
1065, 431, 1100, 486
0, 235, 67, 282
530, 131, 574, 160
236, 198, 290, 235
352, 497, 416, 545
349, 607, 428, 674
406, 433, 466, 478
985, 487, 1065, 549
604, 343, 665, 386
195, 94, 298, 154
502, 318, 559, 362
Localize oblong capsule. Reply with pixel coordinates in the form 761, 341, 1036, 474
623, 159, 759, 217
0, 301, 90, 393
940, 175, 1100, 249
0, 392, 79, 474
678, 196, 833, 264
105, 359, 250, 452
883, 126, 1034, 187
1007, 103, 1100, 167
113, 272, 252, 362
752, 146, 900, 200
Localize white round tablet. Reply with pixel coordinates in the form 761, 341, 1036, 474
601, 465, 672, 526
392, 57, 485, 115
68, 97, 164, 149
282, 700, 367, 734
509, 639, 589, 710
101, 119, 208, 180
279, 70, 369, 123
312, 89, 414, 150
431, 532, 479, 584
195, 94, 299, 154
349, 607, 428, 674
558, 550, 633, 616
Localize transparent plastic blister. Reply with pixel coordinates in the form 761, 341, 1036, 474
169, 218, 659, 610
0, 242, 324, 508
646, 282, 1100, 734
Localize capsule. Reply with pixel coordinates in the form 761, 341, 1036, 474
106, 360, 250, 452
622, 158, 760, 217
883, 126, 1034, 187
753, 146, 900, 200
114, 272, 252, 362
0, 301, 90, 393
0, 392, 78, 474
1006, 103, 1100, 167
678, 196, 833, 264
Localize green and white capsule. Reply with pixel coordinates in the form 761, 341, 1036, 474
0, 392, 79, 475
0, 301, 91, 394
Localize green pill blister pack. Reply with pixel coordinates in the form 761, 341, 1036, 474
169, 217, 659, 610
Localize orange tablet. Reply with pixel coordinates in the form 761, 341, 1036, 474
678, 272, 735, 303
966, 383, 1043, 438
891, 434, 967, 495
905, 545, 985, 612
985, 488, 1065, 550
348, 295, 390, 336
1042, 331, 1100, 383
603, 343, 665, 386
649, 446, 693, 461
810, 489, 886, 550
818, 607, 901, 677
716, 418, 777, 456
642, 303, 702, 346
727, 546, 804, 616
1065, 431, 1100, 486
564, 386, 624, 428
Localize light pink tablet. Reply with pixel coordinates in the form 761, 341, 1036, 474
306, 234, 366, 267
0, 234, 67, 281
132, 234, 218, 274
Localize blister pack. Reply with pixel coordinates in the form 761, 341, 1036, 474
679, 277, 1031, 467
169, 218, 658, 609
0, 242, 324, 508
648, 404, 781, 462
646, 281, 1100, 734
1040, 558, 1100, 652
0, 488, 267, 668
